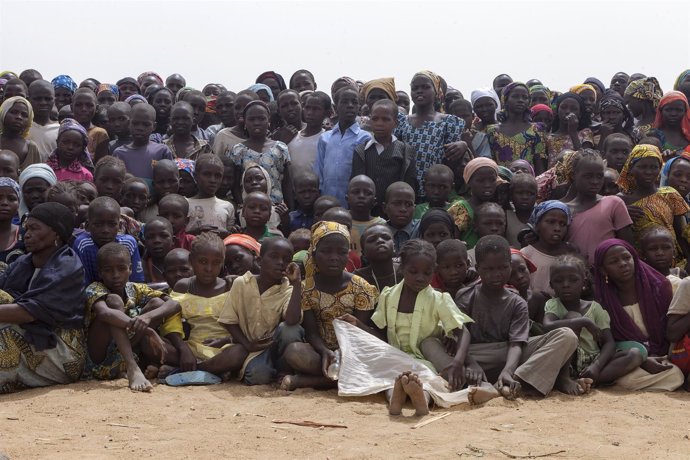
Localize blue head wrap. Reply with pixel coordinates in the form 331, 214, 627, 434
528, 200, 572, 226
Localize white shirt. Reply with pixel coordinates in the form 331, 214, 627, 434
364, 135, 398, 155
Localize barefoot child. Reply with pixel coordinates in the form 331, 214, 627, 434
353, 224, 398, 292
544, 255, 643, 387
215, 237, 304, 384
142, 217, 175, 284
347, 175, 385, 255
457, 235, 582, 399
186, 154, 235, 237
280, 221, 378, 390
84, 242, 181, 391
158, 194, 195, 251
162, 248, 193, 293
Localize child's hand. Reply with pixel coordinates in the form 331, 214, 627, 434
128, 316, 151, 337
284, 262, 301, 286
178, 347, 197, 372
275, 202, 289, 218
320, 349, 337, 379
465, 363, 486, 386
443, 141, 470, 164
495, 370, 521, 399
441, 362, 466, 392
442, 336, 457, 355
566, 113, 579, 132
144, 328, 167, 364
626, 205, 645, 220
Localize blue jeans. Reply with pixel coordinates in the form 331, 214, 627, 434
243, 322, 304, 385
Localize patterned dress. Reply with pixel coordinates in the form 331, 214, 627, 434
446, 198, 478, 249
394, 112, 463, 190
230, 141, 291, 204
486, 123, 546, 167
545, 129, 594, 167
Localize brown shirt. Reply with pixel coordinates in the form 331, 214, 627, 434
455, 285, 529, 344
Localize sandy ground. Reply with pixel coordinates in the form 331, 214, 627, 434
0, 380, 689, 459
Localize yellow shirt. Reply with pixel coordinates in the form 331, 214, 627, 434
170, 290, 231, 361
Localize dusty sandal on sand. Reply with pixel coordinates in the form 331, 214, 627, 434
164, 370, 221, 386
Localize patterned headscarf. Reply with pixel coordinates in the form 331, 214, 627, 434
303, 221, 351, 291
528, 200, 572, 226
599, 89, 634, 134
0, 177, 21, 200
125, 94, 148, 105
530, 104, 553, 116
137, 71, 164, 86
498, 82, 531, 122
48, 118, 94, 174
660, 151, 690, 188
330, 77, 358, 97
569, 83, 597, 102
653, 91, 690, 143
175, 158, 196, 183
528, 84, 552, 103
616, 144, 662, 193
223, 233, 261, 255
0, 96, 33, 138
412, 70, 443, 102
0, 71, 17, 80
510, 159, 535, 176
593, 238, 672, 356
673, 70, 690, 92
624, 77, 663, 108
362, 77, 396, 102
419, 208, 454, 237
57, 118, 88, 145
248, 83, 275, 102
97, 83, 119, 99
51, 75, 77, 93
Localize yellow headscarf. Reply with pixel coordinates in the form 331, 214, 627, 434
303, 221, 351, 291
569, 83, 598, 102
412, 70, 443, 102
362, 77, 396, 102
0, 96, 34, 138
616, 144, 663, 193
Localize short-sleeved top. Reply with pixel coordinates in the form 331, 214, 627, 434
186, 196, 235, 233
566, 196, 632, 266
544, 298, 610, 355
288, 130, 322, 179
545, 129, 594, 167
28, 122, 59, 161
212, 128, 245, 156
668, 277, 690, 316
520, 245, 557, 296
486, 123, 546, 167
455, 284, 529, 344
394, 112, 463, 188
113, 142, 174, 181
73, 233, 144, 286
506, 210, 528, 249
301, 274, 378, 350
230, 141, 291, 204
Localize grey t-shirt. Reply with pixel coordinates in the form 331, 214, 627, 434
455, 285, 529, 344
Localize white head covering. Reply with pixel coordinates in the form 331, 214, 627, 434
18, 163, 58, 216
470, 88, 501, 112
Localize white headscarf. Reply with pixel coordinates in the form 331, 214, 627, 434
470, 88, 501, 112
18, 163, 58, 216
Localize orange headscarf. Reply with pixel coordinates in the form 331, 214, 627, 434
654, 91, 690, 143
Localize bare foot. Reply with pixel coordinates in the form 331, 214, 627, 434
556, 375, 583, 396
127, 366, 153, 392
577, 378, 593, 394
389, 374, 408, 415
401, 373, 429, 416
144, 365, 159, 380
280, 375, 296, 391
467, 383, 500, 406
640, 357, 673, 375
157, 365, 176, 379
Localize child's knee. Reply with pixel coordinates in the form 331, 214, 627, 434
274, 323, 304, 353
243, 363, 276, 386
626, 347, 645, 367
420, 337, 443, 357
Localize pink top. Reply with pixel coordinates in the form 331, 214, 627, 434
52, 165, 93, 182
566, 195, 632, 266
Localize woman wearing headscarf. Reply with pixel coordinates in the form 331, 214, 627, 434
51, 75, 77, 110
673, 69, 690, 102
0, 96, 42, 170
569, 84, 598, 120
545, 92, 593, 168
467, 88, 501, 158
528, 85, 552, 108
651, 91, 690, 154
596, 90, 634, 150
18, 163, 57, 219
624, 77, 663, 142
592, 239, 684, 391
279, 221, 378, 391
395, 71, 468, 195
0, 202, 86, 394
256, 71, 287, 102
361, 78, 396, 108
485, 82, 547, 174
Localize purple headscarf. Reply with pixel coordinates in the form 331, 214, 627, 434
593, 239, 672, 355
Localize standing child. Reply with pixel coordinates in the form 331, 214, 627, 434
271, 90, 304, 145
27, 80, 59, 161
314, 86, 371, 206
543, 255, 643, 386
0, 177, 24, 270
84, 242, 180, 391
205, 91, 236, 143
0, 150, 19, 181
506, 173, 537, 248
661, 150, 690, 211
46, 118, 94, 182
73, 196, 145, 285
467, 202, 507, 263
521, 201, 575, 295
601, 133, 632, 173
175, 158, 197, 198
353, 224, 398, 292
72, 88, 109, 158
413, 164, 456, 219
384, 182, 418, 255
113, 104, 174, 188
105, 102, 132, 157
212, 90, 258, 156
351, 99, 417, 210
563, 149, 633, 266
120, 178, 149, 221
546, 92, 594, 167
601, 168, 621, 196
289, 171, 319, 234
347, 175, 385, 255
164, 102, 212, 160
142, 217, 175, 283
289, 91, 329, 177
0, 96, 42, 170
93, 156, 126, 200
158, 194, 195, 251
313, 195, 340, 223
239, 163, 282, 232
186, 154, 235, 237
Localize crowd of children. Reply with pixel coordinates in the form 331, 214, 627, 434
1, 68, 690, 416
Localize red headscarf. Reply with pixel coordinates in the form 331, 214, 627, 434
653, 90, 690, 143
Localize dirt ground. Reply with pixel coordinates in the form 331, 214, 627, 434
0, 380, 688, 459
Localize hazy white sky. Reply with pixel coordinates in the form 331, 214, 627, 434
2, 0, 689, 97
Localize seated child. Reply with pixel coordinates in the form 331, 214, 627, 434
639, 226, 686, 291
353, 224, 398, 292
457, 235, 584, 399
543, 255, 644, 386
289, 171, 319, 233
84, 242, 181, 392
143, 217, 175, 284
288, 228, 310, 253
507, 248, 546, 329
384, 181, 418, 256
113, 104, 173, 188
313, 194, 340, 222
413, 164, 456, 219
351, 99, 417, 214
223, 233, 261, 276
347, 175, 385, 256
73, 196, 145, 285
280, 221, 378, 391
467, 202, 507, 264
430, 239, 473, 299
601, 168, 620, 196
520, 201, 575, 295
120, 178, 150, 221
242, 192, 283, 242
186, 154, 235, 237
321, 207, 362, 272
47, 118, 94, 182
158, 193, 195, 251
215, 237, 305, 384
506, 173, 537, 248
419, 208, 455, 248
162, 248, 193, 293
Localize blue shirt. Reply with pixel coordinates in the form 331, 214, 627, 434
314, 122, 371, 206
386, 219, 420, 256
289, 209, 314, 233
72, 232, 145, 286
